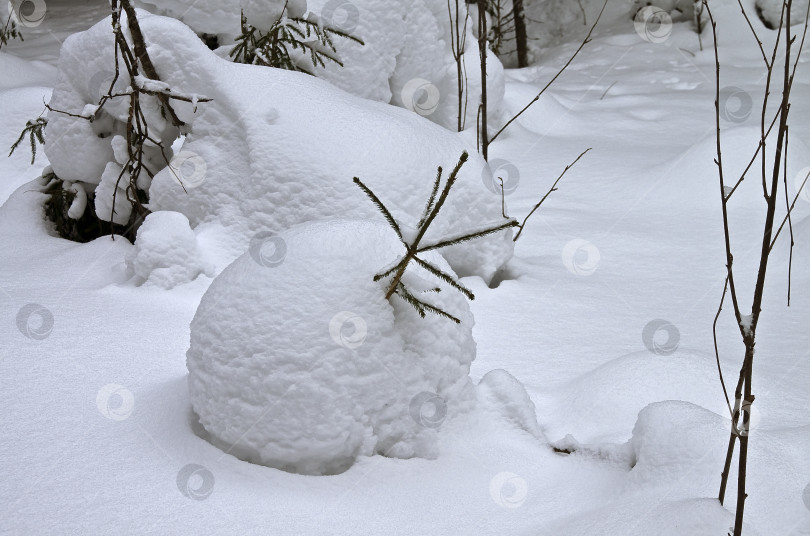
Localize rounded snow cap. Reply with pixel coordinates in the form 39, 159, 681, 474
186, 219, 477, 475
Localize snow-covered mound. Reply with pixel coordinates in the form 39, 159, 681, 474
542, 350, 729, 444
126, 211, 212, 288
477, 369, 546, 441
43, 10, 514, 282
187, 219, 478, 475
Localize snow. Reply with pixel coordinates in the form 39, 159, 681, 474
126, 211, 212, 288
1, 0, 809, 535
241, 0, 302, 29
187, 220, 477, 474
755, 0, 810, 28
477, 368, 546, 440
304, 0, 405, 102
133, 0, 241, 38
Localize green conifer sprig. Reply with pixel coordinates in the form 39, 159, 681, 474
9, 117, 46, 165
395, 282, 461, 324
353, 174, 402, 240
354, 150, 519, 323
230, 10, 363, 74
417, 166, 443, 228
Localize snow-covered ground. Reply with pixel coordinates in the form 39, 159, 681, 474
1, 1, 809, 535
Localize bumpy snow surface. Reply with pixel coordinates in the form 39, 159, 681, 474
187, 220, 477, 474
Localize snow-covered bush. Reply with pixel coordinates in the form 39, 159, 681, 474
45, 10, 512, 281
187, 219, 477, 475
43, 4, 199, 240
135, 0, 506, 134
140, 17, 512, 281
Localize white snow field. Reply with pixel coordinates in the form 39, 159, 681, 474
1, 0, 809, 535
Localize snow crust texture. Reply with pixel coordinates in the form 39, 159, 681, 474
187, 220, 477, 475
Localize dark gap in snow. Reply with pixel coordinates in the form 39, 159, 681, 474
488, 264, 519, 289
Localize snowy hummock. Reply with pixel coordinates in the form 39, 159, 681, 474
187, 220, 477, 474
126, 211, 212, 289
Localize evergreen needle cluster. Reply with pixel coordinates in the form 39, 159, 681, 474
9, 117, 46, 165
354, 151, 518, 323
230, 10, 363, 73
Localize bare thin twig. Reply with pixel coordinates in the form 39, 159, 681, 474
513, 148, 591, 242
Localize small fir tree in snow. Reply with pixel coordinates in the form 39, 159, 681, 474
230, 9, 363, 73
354, 151, 518, 323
